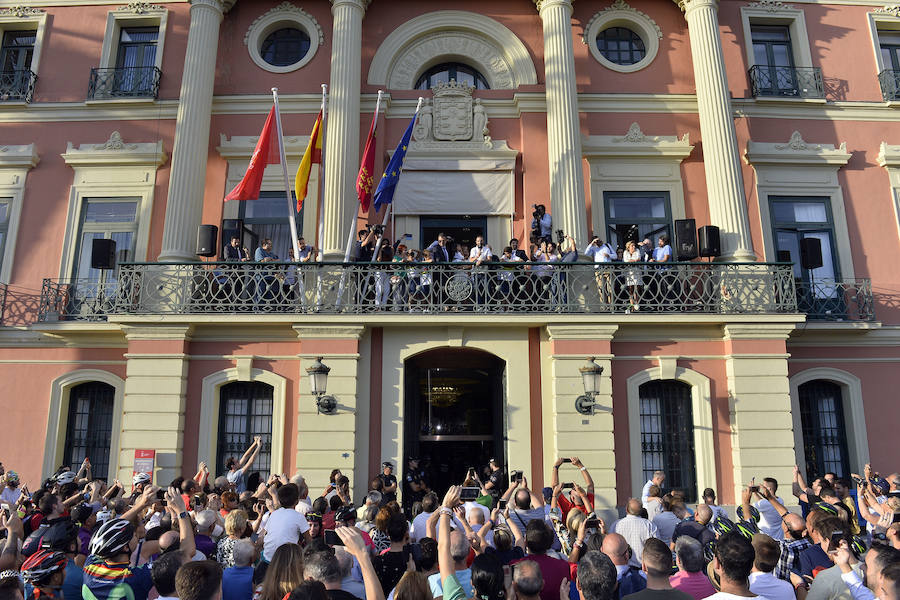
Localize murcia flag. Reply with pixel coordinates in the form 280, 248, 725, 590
356, 112, 378, 212
294, 111, 323, 212
372, 108, 419, 211
224, 107, 279, 202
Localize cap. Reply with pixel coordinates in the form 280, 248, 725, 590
382, 462, 394, 468
407, 456, 419, 462
335, 506, 356, 522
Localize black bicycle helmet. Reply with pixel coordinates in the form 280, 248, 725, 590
736, 505, 760, 523
712, 516, 736, 536
40, 518, 79, 552
89, 518, 135, 558
21, 550, 68, 585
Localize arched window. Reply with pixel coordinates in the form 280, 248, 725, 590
63, 382, 114, 480
639, 380, 696, 500
260, 27, 310, 67
216, 382, 274, 478
799, 380, 850, 479
415, 63, 490, 90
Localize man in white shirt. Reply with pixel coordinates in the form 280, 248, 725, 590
749, 534, 794, 600
706, 531, 774, 600
641, 471, 665, 504
262, 483, 310, 562
584, 237, 616, 304
753, 478, 786, 541
469, 235, 493, 264
611, 499, 659, 568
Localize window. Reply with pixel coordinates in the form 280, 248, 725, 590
639, 380, 696, 501
416, 63, 490, 90
798, 380, 850, 480
236, 191, 301, 258
596, 27, 646, 66
261, 27, 309, 67
63, 382, 114, 480
72, 198, 139, 282
879, 30, 900, 100
216, 382, 273, 477
0, 30, 36, 102
750, 25, 798, 96
604, 192, 671, 250
0, 198, 9, 272
111, 26, 158, 96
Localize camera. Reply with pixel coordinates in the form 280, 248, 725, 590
532, 204, 545, 219
510, 470, 523, 482
373, 224, 384, 236
556, 229, 565, 245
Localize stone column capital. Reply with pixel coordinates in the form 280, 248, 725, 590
189, 0, 227, 16
673, 0, 719, 14
331, 0, 370, 13
534, 0, 574, 15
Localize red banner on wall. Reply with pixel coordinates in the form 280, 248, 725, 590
133, 449, 156, 482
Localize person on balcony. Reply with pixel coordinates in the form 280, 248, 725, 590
623, 240, 644, 312
254, 239, 279, 306
585, 236, 616, 306
469, 236, 493, 308
224, 236, 250, 262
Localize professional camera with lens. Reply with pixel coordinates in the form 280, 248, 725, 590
532, 204, 546, 219
372, 224, 384, 236
556, 229, 565, 244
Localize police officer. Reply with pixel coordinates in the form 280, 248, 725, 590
484, 458, 507, 505
377, 461, 398, 504
403, 456, 427, 517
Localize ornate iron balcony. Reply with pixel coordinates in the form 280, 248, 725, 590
87, 66, 161, 100
796, 278, 875, 321
748, 65, 825, 99
0, 69, 36, 102
38, 262, 799, 321
878, 69, 900, 101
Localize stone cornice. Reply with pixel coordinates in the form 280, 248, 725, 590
744, 131, 851, 166
61, 131, 167, 167
293, 325, 366, 340
0, 143, 38, 168
582, 122, 694, 159
546, 324, 619, 341
534, 0, 574, 13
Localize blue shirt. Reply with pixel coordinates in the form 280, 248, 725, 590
222, 566, 254, 600
83, 558, 154, 600
62, 558, 83, 600
255, 247, 278, 262
653, 244, 672, 262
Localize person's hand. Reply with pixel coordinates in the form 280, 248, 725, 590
864, 463, 873, 479
522, 476, 529, 491
491, 508, 501, 523
789, 572, 807, 590
166, 487, 187, 514
1, 512, 23, 539
834, 541, 853, 573
335, 526, 367, 559
442, 485, 461, 509
89, 480, 102, 494
278, 474, 289, 485
256, 482, 268, 496
741, 483, 753, 505
793, 465, 800, 476
114, 478, 122, 490
208, 494, 222, 512
139, 484, 158, 507
554, 458, 564, 469
571, 457, 583, 468
254, 435, 262, 445
574, 484, 586, 496
576, 515, 588, 543
559, 578, 569, 600
453, 505, 466, 523
81, 457, 90, 467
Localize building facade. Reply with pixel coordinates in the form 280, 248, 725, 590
0, 0, 898, 514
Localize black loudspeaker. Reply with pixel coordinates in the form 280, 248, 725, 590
800, 237, 823, 270
196, 224, 218, 257
698, 225, 721, 258
776, 250, 792, 263
90, 238, 117, 270
674, 218, 698, 261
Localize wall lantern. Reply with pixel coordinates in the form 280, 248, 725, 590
575, 356, 604, 415
306, 356, 336, 414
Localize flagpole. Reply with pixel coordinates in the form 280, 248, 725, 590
371, 95, 422, 263
316, 84, 328, 261
271, 88, 301, 262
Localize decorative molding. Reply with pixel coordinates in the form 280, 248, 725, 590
217, 133, 311, 159
583, 122, 694, 158
0, 5, 42, 16
113, 2, 166, 13
62, 132, 167, 167
367, 11, 537, 89
871, 4, 900, 16
411, 81, 492, 149
0, 143, 38, 168
745, 0, 794, 11
745, 131, 851, 165
95, 130, 136, 151
243, 2, 322, 74
583, 0, 662, 73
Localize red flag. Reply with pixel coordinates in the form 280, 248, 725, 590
355, 112, 378, 212
224, 107, 280, 202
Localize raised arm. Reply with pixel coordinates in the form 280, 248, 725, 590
426, 507, 440, 540
338, 526, 385, 600
504, 507, 526, 550
571, 457, 594, 495
438, 486, 462, 586
855, 487, 882, 526
524, 476, 543, 508
759, 484, 790, 517
239, 436, 262, 472
0, 513, 22, 571
550, 457, 563, 489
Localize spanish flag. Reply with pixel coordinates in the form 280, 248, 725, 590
294, 110, 323, 212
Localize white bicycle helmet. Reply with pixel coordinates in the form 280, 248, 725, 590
55, 471, 76, 485
132, 472, 151, 486
88, 518, 135, 558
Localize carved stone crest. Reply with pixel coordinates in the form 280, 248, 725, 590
0, 6, 44, 17
94, 131, 137, 151
412, 80, 491, 149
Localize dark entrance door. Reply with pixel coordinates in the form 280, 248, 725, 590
420, 216, 488, 257
404, 349, 505, 500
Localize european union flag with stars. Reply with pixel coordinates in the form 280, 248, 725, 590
373, 107, 420, 211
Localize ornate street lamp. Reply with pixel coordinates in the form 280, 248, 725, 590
575, 356, 604, 415
306, 356, 337, 414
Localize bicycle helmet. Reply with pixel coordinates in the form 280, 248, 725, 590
735, 521, 757, 540
850, 534, 867, 558
54, 471, 76, 486
132, 473, 151, 487
335, 506, 356, 523
712, 516, 736, 536
305, 512, 322, 523
88, 518, 135, 558
736, 505, 760, 523
812, 502, 839, 516
703, 540, 717, 563
40, 518, 79, 552
5, 471, 18, 483
20, 550, 67, 585
95, 509, 113, 525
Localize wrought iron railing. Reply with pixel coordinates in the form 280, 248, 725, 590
748, 65, 825, 99
796, 278, 875, 321
38, 262, 799, 321
87, 66, 161, 99
878, 69, 900, 101
0, 69, 36, 102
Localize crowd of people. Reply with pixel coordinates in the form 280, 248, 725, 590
1, 450, 898, 600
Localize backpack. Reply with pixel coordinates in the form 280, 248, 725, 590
617, 565, 647, 599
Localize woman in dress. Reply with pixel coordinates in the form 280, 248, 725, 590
623, 240, 643, 311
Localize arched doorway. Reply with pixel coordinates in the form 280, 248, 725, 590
63, 382, 115, 480
404, 348, 506, 498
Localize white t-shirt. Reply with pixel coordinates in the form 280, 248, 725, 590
262, 507, 310, 561
749, 571, 795, 600
469, 245, 492, 262
754, 498, 785, 540
705, 593, 773, 600
0, 487, 20, 505
463, 501, 490, 524
410, 510, 465, 541
225, 469, 246, 493
295, 500, 312, 516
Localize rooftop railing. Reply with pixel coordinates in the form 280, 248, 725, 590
748, 65, 825, 99
87, 66, 161, 100
37, 261, 800, 322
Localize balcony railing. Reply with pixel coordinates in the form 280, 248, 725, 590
796, 278, 875, 321
878, 69, 900, 101
0, 69, 36, 102
37, 262, 799, 322
87, 66, 161, 100
748, 65, 825, 99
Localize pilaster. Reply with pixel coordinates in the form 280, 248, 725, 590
158, 0, 227, 262
534, 0, 589, 246
321, 0, 368, 259
546, 324, 618, 522
294, 325, 365, 498
118, 325, 193, 484
723, 323, 795, 503
676, 0, 755, 262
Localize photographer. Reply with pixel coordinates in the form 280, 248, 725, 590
585, 235, 616, 306
531, 205, 552, 244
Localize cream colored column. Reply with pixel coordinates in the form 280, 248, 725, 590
534, 0, 588, 246
723, 323, 797, 504
158, 0, 231, 262
321, 0, 368, 259
545, 325, 618, 522
295, 326, 365, 499
677, 0, 755, 262
118, 325, 192, 484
